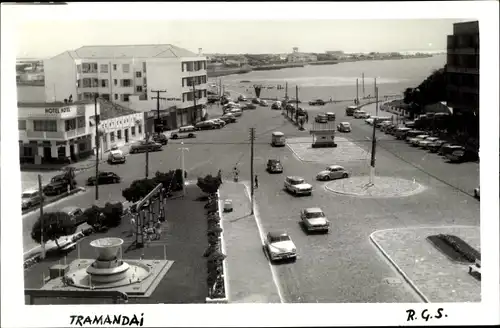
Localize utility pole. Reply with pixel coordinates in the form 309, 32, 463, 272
179, 142, 189, 197
369, 86, 379, 186
94, 94, 100, 201
374, 77, 377, 100
38, 174, 45, 259
362, 73, 365, 99
376, 88, 380, 117
285, 81, 288, 100
151, 89, 167, 133
192, 82, 198, 124
356, 78, 359, 105
249, 128, 255, 215
145, 132, 149, 179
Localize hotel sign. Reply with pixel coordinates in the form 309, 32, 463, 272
45, 107, 71, 114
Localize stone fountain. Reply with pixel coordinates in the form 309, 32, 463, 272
41, 237, 174, 298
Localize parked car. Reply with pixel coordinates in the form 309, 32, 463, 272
284, 176, 312, 196
243, 103, 257, 110
267, 159, 283, 173
228, 108, 243, 116
129, 140, 163, 153
409, 135, 430, 146
365, 117, 376, 125
427, 139, 448, 153
220, 114, 237, 123
171, 125, 198, 139
43, 174, 73, 196
445, 148, 479, 163
382, 123, 397, 134
405, 130, 426, 142
315, 114, 328, 123
271, 101, 282, 110
377, 121, 392, 131
238, 95, 247, 102
309, 99, 325, 106
438, 143, 462, 156
259, 99, 268, 107
264, 231, 297, 262
316, 165, 349, 181
474, 187, 480, 199
394, 127, 411, 139
60, 206, 86, 227
337, 122, 352, 133
375, 117, 392, 127
353, 110, 370, 119
87, 171, 121, 186
326, 112, 336, 121
107, 147, 126, 164
152, 133, 168, 145
251, 98, 261, 104
300, 208, 329, 233
221, 97, 232, 105
210, 119, 225, 128
21, 189, 44, 210
417, 136, 439, 148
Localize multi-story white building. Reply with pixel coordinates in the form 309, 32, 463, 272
43, 44, 208, 129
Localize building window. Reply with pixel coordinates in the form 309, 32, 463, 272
131, 126, 136, 136
91, 78, 99, 87
77, 80, 81, 88
143, 77, 147, 85
65, 119, 77, 131
114, 94, 119, 100
136, 71, 142, 78
101, 93, 110, 101
100, 64, 109, 73
138, 124, 142, 134
142, 62, 147, 73
122, 64, 130, 73
113, 64, 117, 71
136, 86, 143, 92
114, 79, 118, 86
121, 79, 132, 87
77, 116, 86, 128
78, 93, 83, 101
101, 79, 109, 87
18, 120, 26, 130
33, 120, 57, 132
110, 131, 115, 142
82, 78, 92, 88
121, 94, 130, 102
78, 143, 86, 152
117, 130, 122, 139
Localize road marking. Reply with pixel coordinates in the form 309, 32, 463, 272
241, 180, 285, 303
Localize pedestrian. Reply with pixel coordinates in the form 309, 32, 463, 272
305, 112, 309, 123
254, 175, 259, 189
130, 216, 136, 237
155, 219, 162, 240
217, 169, 223, 184
329, 97, 332, 102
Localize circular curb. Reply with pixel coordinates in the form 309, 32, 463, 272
324, 176, 426, 198
369, 232, 430, 303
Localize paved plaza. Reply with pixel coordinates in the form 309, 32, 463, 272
286, 137, 370, 163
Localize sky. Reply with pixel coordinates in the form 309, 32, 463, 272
15, 19, 468, 59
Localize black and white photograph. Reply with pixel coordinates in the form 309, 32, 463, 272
1, 2, 499, 327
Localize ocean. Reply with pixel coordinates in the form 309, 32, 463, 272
210, 54, 446, 102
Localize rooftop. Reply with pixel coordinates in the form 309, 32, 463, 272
18, 100, 94, 108
56, 44, 199, 60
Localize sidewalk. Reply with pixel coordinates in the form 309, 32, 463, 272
219, 181, 281, 303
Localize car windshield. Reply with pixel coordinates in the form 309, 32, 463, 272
270, 235, 290, 243
290, 179, 305, 185
306, 211, 325, 218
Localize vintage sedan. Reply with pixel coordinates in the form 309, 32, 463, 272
316, 165, 349, 181
427, 140, 447, 153
308, 99, 325, 106
220, 114, 237, 123
267, 159, 283, 173
284, 176, 312, 196
417, 136, 439, 148
408, 134, 430, 147
195, 121, 217, 130
171, 125, 198, 139
271, 101, 282, 110
445, 148, 479, 163
87, 171, 121, 186
264, 231, 297, 262
152, 133, 168, 145
315, 114, 328, 123
21, 189, 44, 210
337, 122, 352, 133
130, 140, 163, 153
300, 208, 330, 233
353, 110, 370, 119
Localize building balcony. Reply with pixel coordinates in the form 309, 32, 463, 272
181, 69, 207, 78
181, 83, 207, 93
446, 66, 479, 75
25, 127, 89, 140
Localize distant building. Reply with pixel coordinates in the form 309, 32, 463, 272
445, 21, 479, 116
325, 50, 344, 56
43, 44, 208, 129
287, 52, 318, 63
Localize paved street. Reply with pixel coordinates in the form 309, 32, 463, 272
23, 93, 480, 303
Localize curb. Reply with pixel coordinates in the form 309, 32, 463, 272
324, 179, 426, 198
285, 143, 316, 163
369, 231, 430, 303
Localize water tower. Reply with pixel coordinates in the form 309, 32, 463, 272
293, 47, 299, 53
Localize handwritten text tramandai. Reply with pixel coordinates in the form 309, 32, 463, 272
69, 314, 144, 327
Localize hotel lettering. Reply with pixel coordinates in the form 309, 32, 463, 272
45, 107, 71, 114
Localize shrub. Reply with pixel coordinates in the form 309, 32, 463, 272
122, 178, 157, 202
197, 174, 221, 194
31, 212, 76, 249
83, 205, 103, 227
101, 202, 124, 227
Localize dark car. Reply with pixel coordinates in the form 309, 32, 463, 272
87, 171, 121, 186
251, 98, 261, 104
243, 103, 257, 110
445, 148, 479, 163
267, 159, 283, 173
384, 124, 398, 134
438, 143, 463, 156
60, 206, 86, 227
43, 174, 73, 196
220, 115, 237, 123
195, 121, 217, 130
427, 140, 447, 153
129, 140, 163, 153
152, 133, 168, 145
308, 99, 325, 106
238, 95, 247, 102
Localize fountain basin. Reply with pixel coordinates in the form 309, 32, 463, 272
90, 237, 124, 261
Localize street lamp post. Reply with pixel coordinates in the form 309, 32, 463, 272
94, 94, 100, 201
179, 142, 189, 196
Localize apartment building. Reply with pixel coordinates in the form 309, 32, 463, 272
446, 21, 479, 115
43, 44, 208, 129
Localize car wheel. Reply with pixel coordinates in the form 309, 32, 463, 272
172, 134, 178, 139
188, 133, 194, 138
342, 173, 348, 178
115, 178, 120, 183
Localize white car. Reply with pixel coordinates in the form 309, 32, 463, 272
354, 110, 370, 119
229, 108, 243, 117
284, 176, 312, 196
300, 208, 330, 233
365, 117, 376, 125
417, 136, 439, 148
337, 122, 352, 133
264, 231, 297, 262
316, 165, 350, 181
409, 135, 430, 146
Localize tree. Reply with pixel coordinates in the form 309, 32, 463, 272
122, 178, 157, 202
31, 212, 76, 249
83, 205, 103, 228
100, 202, 124, 227
197, 174, 222, 194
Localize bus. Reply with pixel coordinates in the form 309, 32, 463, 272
345, 105, 358, 116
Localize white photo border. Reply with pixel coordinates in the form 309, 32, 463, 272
1, 1, 498, 327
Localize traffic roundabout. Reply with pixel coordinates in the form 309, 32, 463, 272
324, 176, 426, 198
